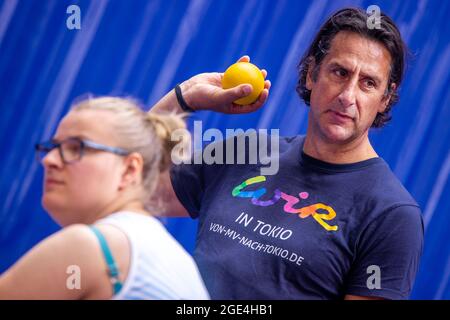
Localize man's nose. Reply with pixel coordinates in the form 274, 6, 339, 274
338, 79, 357, 108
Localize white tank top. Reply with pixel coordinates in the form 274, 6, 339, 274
96, 211, 209, 300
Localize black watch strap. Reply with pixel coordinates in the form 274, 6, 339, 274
175, 84, 195, 112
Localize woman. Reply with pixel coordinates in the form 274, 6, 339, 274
0, 96, 209, 299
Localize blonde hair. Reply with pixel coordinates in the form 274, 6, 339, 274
71, 96, 186, 207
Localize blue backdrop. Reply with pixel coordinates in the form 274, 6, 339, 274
0, 0, 449, 299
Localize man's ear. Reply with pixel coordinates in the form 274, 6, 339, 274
119, 152, 144, 190
379, 83, 397, 113
306, 58, 316, 91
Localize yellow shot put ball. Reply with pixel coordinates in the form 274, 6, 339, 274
222, 62, 265, 105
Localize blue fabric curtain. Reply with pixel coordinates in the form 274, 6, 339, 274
0, 0, 449, 299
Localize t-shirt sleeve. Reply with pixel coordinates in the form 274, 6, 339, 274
345, 205, 424, 300
170, 161, 205, 219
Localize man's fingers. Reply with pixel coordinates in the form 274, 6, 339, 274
255, 88, 269, 105
237, 55, 250, 63
227, 103, 260, 114
261, 69, 267, 79
224, 88, 269, 114
220, 84, 253, 104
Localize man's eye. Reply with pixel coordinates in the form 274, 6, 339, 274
363, 79, 376, 88
333, 68, 347, 77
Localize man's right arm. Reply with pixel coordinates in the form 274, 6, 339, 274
149, 56, 271, 217
152, 170, 190, 217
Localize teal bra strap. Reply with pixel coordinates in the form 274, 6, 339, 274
89, 225, 123, 295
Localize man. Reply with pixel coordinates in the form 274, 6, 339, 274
151, 8, 423, 299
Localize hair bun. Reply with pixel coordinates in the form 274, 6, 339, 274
146, 112, 188, 171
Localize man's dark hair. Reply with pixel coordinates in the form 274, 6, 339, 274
297, 7, 407, 128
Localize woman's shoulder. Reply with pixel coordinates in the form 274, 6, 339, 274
0, 224, 109, 299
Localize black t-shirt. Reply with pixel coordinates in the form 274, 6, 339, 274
170, 135, 424, 299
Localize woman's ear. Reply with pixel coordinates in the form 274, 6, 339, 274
118, 152, 144, 190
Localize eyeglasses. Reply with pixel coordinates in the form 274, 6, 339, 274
35, 137, 130, 164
